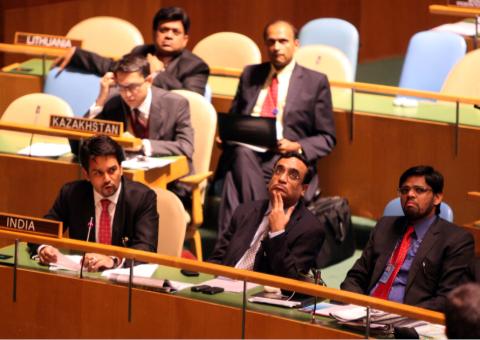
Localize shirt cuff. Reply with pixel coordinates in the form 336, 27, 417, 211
142, 139, 152, 156
87, 103, 103, 118
268, 230, 285, 238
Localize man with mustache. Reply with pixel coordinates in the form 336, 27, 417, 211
215, 20, 336, 236
55, 7, 209, 95
29, 135, 159, 271
341, 165, 474, 312
209, 152, 325, 280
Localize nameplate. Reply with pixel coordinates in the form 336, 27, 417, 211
0, 212, 62, 238
49, 115, 123, 137
14, 32, 82, 49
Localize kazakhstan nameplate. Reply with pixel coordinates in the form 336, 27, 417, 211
15, 32, 82, 49
50, 115, 123, 137
0, 212, 62, 238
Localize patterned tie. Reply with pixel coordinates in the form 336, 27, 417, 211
371, 225, 415, 299
98, 199, 112, 245
130, 108, 148, 139
236, 224, 269, 270
260, 74, 278, 117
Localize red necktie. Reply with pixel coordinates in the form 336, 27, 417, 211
130, 108, 148, 139
98, 199, 112, 245
371, 225, 415, 299
261, 74, 278, 117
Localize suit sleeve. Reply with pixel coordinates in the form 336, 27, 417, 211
298, 75, 336, 163
260, 217, 325, 279
152, 60, 209, 95
228, 69, 249, 115
68, 48, 115, 76
149, 98, 194, 159
416, 230, 474, 311
340, 226, 378, 294
131, 189, 159, 252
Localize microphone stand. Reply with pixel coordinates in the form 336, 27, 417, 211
79, 217, 94, 279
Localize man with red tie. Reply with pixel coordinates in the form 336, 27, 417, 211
85, 53, 193, 200
341, 165, 474, 312
215, 20, 336, 235
31, 135, 159, 271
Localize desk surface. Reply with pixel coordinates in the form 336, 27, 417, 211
0, 243, 363, 338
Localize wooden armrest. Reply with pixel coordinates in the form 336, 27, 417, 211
179, 171, 213, 186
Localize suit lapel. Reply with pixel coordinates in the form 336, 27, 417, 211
405, 218, 440, 293
283, 64, 303, 116
148, 88, 164, 139
245, 64, 271, 115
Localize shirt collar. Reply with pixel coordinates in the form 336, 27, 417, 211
93, 181, 122, 207
132, 87, 152, 120
410, 214, 436, 240
270, 59, 296, 78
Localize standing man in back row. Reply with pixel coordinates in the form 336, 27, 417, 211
215, 20, 336, 235
55, 7, 209, 95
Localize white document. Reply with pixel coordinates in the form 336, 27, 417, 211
18, 143, 71, 157
201, 276, 259, 293
101, 263, 159, 278
415, 323, 446, 340
248, 296, 301, 308
121, 156, 174, 170
49, 254, 82, 272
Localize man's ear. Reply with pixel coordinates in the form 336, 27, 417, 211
301, 184, 308, 196
81, 168, 89, 181
145, 74, 154, 84
433, 192, 444, 207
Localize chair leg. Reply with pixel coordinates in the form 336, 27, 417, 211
191, 230, 203, 261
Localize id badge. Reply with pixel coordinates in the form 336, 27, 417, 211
379, 264, 395, 284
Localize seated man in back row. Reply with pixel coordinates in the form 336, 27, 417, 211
215, 20, 336, 236
56, 7, 209, 94
29, 135, 159, 271
82, 53, 194, 201
209, 152, 325, 280
341, 165, 474, 312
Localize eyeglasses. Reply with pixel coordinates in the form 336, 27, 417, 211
157, 27, 184, 36
273, 165, 302, 182
398, 186, 432, 196
115, 81, 145, 93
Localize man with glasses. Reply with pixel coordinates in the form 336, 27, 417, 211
341, 165, 474, 312
85, 53, 193, 200
55, 7, 209, 94
209, 152, 325, 280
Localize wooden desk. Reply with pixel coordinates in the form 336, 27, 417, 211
0, 153, 188, 218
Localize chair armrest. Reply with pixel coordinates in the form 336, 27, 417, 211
178, 171, 213, 186
179, 171, 213, 227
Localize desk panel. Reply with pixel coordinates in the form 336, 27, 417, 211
0, 71, 43, 116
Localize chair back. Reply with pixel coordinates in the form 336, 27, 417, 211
44, 67, 100, 117
295, 45, 354, 82
299, 18, 359, 77
155, 188, 187, 257
193, 32, 261, 69
172, 89, 217, 199
399, 31, 466, 95
441, 48, 480, 98
67, 16, 144, 57
383, 197, 454, 222
0, 93, 74, 150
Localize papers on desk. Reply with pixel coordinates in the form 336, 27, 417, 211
201, 276, 259, 293
102, 263, 159, 278
49, 254, 82, 272
121, 156, 174, 170
18, 143, 71, 157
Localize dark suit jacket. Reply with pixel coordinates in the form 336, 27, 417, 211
30, 177, 158, 254
208, 199, 325, 279
69, 46, 209, 94
96, 86, 194, 166
229, 62, 336, 163
341, 216, 474, 312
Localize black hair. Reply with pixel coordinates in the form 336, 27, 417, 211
79, 135, 125, 172
274, 151, 312, 184
152, 6, 190, 34
262, 20, 298, 41
399, 165, 443, 215
112, 53, 150, 78
445, 283, 480, 339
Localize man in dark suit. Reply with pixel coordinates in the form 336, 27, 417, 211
216, 20, 336, 234
209, 152, 325, 280
56, 7, 209, 95
341, 165, 474, 312
31, 135, 159, 272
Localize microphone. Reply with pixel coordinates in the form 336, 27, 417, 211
80, 217, 94, 279
28, 105, 41, 157
474, 104, 480, 110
